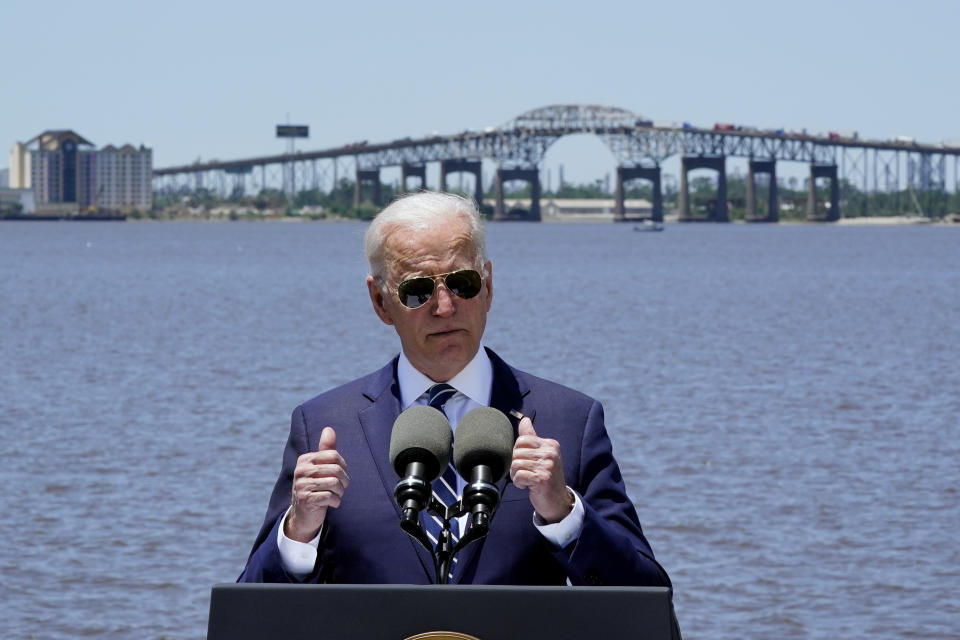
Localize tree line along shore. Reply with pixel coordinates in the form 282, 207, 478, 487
5, 176, 958, 222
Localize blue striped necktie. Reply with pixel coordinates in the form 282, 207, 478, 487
425, 383, 460, 578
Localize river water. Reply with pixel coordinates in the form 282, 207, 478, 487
1, 220, 957, 639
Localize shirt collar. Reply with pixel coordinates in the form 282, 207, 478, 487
397, 346, 493, 410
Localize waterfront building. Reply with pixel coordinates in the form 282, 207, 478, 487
541, 198, 653, 217
500, 197, 653, 220
8, 130, 152, 214
0, 188, 36, 214
94, 144, 153, 212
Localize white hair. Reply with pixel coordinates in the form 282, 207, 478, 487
363, 191, 488, 284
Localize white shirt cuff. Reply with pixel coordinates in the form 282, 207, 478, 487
277, 506, 321, 578
532, 489, 584, 548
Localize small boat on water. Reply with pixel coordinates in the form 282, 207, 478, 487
633, 220, 664, 232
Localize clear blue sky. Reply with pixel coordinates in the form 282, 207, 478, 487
3, 0, 958, 186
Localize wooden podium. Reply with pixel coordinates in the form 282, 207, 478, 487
207, 584, 674, 640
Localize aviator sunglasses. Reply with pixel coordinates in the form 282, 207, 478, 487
396, 268, 484, 309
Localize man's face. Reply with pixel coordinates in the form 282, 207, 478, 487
366, 217, 493, 382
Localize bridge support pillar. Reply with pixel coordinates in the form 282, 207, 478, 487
679, 156, 728, 222
494, 167, 540, 221
614, 165, 662, 222
807, 164, 840, 221
746, 159, 778, 222
354, 168, 381, 208
400, 164, 426, 194
440, 159, 484, 207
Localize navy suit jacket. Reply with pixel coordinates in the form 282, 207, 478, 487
239, 348, 670, 587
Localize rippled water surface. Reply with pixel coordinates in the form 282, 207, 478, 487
1, 220, 958, 639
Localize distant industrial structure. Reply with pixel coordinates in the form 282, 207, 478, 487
8, 130, 152, 215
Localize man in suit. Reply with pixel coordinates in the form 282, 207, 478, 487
239, 191, 671, 588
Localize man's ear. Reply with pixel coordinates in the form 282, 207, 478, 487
483, 261, 493, 311
366, 275, 394, 326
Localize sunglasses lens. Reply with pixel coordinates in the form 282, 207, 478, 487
397, 277, 435, 309
396, 269, 483, 309
444, 270, 482, 299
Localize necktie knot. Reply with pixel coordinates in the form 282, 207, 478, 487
427, 383, 457, 413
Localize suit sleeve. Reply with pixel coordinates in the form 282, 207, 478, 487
238, 406, 322, 583
548, 400, 672, 588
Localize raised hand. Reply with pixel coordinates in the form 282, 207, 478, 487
285, 426, 350, 542
510, 417, 573, 524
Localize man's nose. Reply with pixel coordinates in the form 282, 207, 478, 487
432, 283, 457, 316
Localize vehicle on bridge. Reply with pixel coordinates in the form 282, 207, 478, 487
829, 130, 859, 140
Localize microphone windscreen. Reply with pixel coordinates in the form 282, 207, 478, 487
453, 407, 515, 482
389, 405, 452, 480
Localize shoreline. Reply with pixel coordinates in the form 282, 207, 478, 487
832, 215, 936, 225
4, 213, 957, 226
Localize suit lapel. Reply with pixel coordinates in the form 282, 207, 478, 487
487, 347, 533, 494
357, 357, 437, 581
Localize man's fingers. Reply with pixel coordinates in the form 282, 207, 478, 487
512, 446, 552, 461
291, 426, 350, 515
510, 472, 533, 489
510, 456, 558, 482
287, 430, 346, 539
296, 462, 350, 483
292, 489, 343, 511
298, 449, 347, 470
511, 457, 556, 472
510, 420, 566, 507
295, 475, 347, 496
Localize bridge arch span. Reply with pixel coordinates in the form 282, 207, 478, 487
503, 104, 644, 131
491, 105, 658, 219
497, 104, 652, 168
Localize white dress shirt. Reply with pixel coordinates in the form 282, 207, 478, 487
277, 346, 585, 578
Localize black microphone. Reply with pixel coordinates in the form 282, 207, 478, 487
389, 406, 453, 528
452, 407, 515, 531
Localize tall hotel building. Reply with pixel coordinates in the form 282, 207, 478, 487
9, 130, 152, 213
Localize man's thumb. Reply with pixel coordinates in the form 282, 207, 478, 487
517, 416, 537, 437
318, 426, 337, 451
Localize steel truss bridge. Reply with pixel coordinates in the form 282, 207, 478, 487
153, 104, 960, 222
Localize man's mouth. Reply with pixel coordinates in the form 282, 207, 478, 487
430, 328, 463, 337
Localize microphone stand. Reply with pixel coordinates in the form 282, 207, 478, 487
434, 501, 457, 585
400, 497, 495, 585
395, 463, 503, 584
